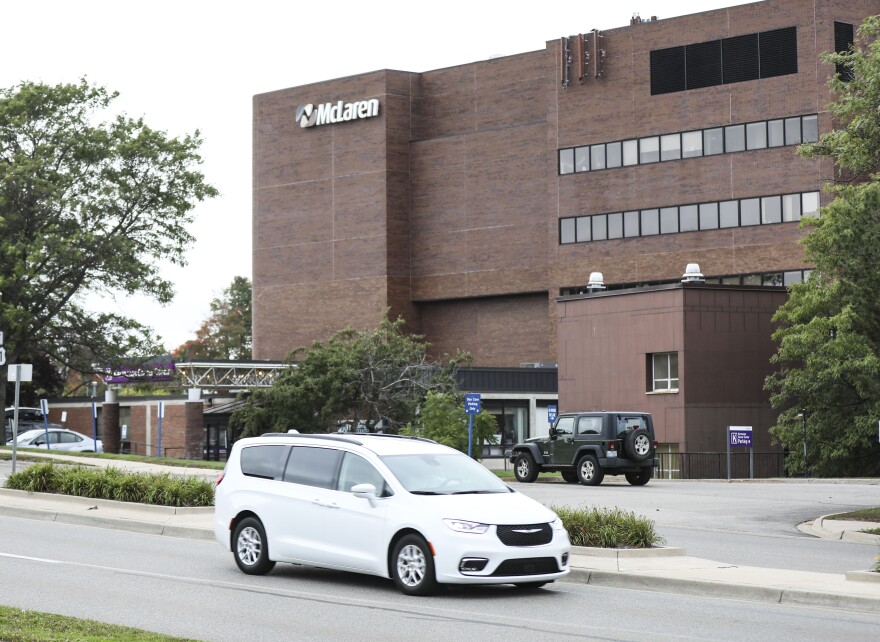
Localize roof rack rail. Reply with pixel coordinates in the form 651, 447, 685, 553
257, 431, 437, 445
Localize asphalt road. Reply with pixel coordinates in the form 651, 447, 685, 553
1, 516, 878, 642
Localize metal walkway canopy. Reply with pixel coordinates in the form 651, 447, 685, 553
175, 360, 291, 389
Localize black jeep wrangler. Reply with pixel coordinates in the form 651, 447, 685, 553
509, 412, 658, 486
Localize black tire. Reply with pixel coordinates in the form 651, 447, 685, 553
233, 517, 275, 575
625, 467, 654, 486
392, 534, 437, 596
514, 453, 540, 483
515, 581, 550, 590
561, 470, 578, 483
624, 428, 653, 462
576, 454, 604, 486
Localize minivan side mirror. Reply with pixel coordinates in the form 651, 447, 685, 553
352, 483, 378, 501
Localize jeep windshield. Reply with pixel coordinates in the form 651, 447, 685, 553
381, 453, 511, 495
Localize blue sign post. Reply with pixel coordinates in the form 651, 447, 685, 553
40, 399, 50, 450
547, 405, 558, 425
464, 394, 481, 458
727, 425, 754, 480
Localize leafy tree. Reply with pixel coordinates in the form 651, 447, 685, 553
401, 391, 498, 459
230, 314, 468, 437
174, 276, 252, 361
766, 17, 880, 477
0, 79, 217, 409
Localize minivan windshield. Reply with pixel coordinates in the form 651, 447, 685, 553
381, 453, 511, 495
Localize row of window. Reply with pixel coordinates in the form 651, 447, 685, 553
559, 269, 812, 297
559, 191, 820, 244
559, 114, 818, 175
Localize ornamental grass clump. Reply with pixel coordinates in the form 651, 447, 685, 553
553, 505, 665, 549
4, 462, 214, 507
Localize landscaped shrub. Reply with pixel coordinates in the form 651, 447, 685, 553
553, 505, 665, 548
4, 463, 214, 507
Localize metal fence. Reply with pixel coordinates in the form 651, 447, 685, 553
656, 451, 786, 480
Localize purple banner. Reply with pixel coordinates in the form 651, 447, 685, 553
101, 359, 175, 384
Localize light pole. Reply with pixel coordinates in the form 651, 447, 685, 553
798, 409, 808, 476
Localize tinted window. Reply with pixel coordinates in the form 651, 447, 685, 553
704, 128, 723, 155
680, 204, 699, 232
284, 446, 343, 489
741, 198, 761, 226
241, 445, 290, 480
606, 141, 622, 168
576, 216, 591, 242
559, 148, 574, 174
725, 124, 745, 152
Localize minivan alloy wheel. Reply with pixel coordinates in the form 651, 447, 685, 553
397, 544, 426, 586
238, 526, 262, 566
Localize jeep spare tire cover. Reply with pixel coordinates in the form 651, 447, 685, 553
625, 427, 653, 461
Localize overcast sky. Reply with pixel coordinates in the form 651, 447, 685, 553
2, 0, 753, 351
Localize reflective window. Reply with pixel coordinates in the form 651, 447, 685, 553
607, 212, 623, 239
559, 148, 574, 174
743, 274, 762, 285
660, 206, 679, 234
606, 141, 623, 168
784, 117, 802, 145
623, 139, 638, 166
768, 119, 785, 147
285, 446, 343, 489
746, 122, 767, 149
640, 136, 660, 163
783, 271, 803, 286
241, 445, 290, 480
624, 211, 640, 237
802, 114, 819, 142
661, 134, 681, 161
576, 216, 591, 242
680, 204, 699, 232
725, 124, 745, 152
704, 127, 724, 155
720, 200, 739, 228
682, 130, 702, 158
802, 191, 820, 217
761, 195, 782, 224
699, 202, 719, 230
782, 193, 801, 221
591, 144, 606, 170
560, 218, 575, 243
592, 214, 608, 241
763, 273, 783, 286
575, 147, 590, 172
741, 198, 761, 226
337, 453, 390, 495
641, 209, 660, 236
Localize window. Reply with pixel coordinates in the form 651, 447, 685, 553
591, 144, 606, 170
784, 117, 802, 145
660, 133, 681, 161
559, 148, 574, 174
651, 353, 679, 392
623, 139, 638, 166
740, 198, 760, 226
592, 215, 608, 241
560, 218, 575, 244
284, 446, 342, 489
802, 114, 818, 142
746, 122, 767, 149
555, 416, 574, 435
241, 445, 290, 480
704, 128, 723, 155
577, 416, 602, 435
576, 216, 591, 242
680, 204, 699, 232
682, 130, 702, 158
606, 141, 622, 168
607, 212, 623, 239
761, 195, 782, 224
835, 22, 855, 82
699, 202, 719, 229
660, 207, 679, 234
337, 452, 390, 495
768, 119, 784, 147
782, 193, 801, 221
640, 136, 660, 163
725, 124, 745, 152
575, 146, 590, 172
624, 211, 640, 237
802, 191, 820, 217
720, 200, 739, 228
641, 209, 660, 236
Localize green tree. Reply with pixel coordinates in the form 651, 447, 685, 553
174, 276, 252, 361
0, 79, 217, 408
401, 391, 497, 459
230, 314, 467, 437
766, 17, 880, 477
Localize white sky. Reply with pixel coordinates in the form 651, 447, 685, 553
2, 0, 753, 351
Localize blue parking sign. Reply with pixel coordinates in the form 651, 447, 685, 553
464, 393, 481, 415
548, 405, 557, 423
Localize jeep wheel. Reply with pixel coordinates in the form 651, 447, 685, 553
561, 470, 578, 483
576, 454, 604, 486
625, 428, 653, 462
392, 534, 437, 596
625, 467, 654, 486
514, 453, 540, 483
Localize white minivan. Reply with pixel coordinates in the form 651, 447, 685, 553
214, 433, 570, 595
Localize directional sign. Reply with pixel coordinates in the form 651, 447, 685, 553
548, 405, 558, 424
8, 364, 32, 382
729, 426, 753, 447
464, 393, 481, 415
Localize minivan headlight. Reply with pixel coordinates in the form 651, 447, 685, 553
443, 519, 489, 534
552, 517, 566, 531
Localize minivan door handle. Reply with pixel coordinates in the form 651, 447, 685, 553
312, 499, 339, 509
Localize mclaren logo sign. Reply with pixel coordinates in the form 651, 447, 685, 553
296, 98, 380, 129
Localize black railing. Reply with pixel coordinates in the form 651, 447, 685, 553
656, 451, 786, 479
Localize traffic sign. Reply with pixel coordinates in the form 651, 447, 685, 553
548, 405, 558, 424
464, 393, 481, 415
729, 426, 753, 447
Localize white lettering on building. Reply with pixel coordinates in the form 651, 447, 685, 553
303, 98, 379, 128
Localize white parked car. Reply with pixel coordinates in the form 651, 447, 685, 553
214, 433, 570, 595
8, 428, 103, 453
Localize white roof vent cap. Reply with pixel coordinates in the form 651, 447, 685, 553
682, 263, 705, 283
587, 272, 606, 291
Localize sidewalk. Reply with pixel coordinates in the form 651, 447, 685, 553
1, 452, 879, 614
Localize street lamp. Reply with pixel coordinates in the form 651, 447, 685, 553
796, 409, 808, 476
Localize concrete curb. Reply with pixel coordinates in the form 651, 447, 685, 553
846, 571, 880, 584
571, 545, 685, 558
565, 567, 880, 613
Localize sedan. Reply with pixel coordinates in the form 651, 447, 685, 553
8, 428, 103, 453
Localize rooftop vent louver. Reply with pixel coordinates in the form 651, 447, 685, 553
682, 263, 705, 283
587, 272, 606, 292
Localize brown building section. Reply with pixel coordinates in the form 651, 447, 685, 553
252, 0, 877, 366
557, 283, 789, 452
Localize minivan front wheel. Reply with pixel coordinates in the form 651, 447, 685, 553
233, 517, 275, 575
392, 534, 437, 596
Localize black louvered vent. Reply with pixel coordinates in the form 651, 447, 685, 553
834, 21, 855, 82
650, 46, 686, 95
759, 27, 798, 78
496, 523, 553, 546
721, 33, 759, 84
686, 40, 723, 89
650, 26, 797, 95
490, 557, 560, 577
